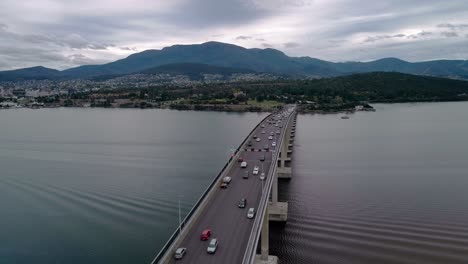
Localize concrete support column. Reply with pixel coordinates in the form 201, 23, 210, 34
272, 174, 278, 206
280, 129, 288, 167
261, 206, 269, 260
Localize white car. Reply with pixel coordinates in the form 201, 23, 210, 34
253, 166, 259, 175
272, 142, 276, 147
256, 138, 261, 142
261, 124, 265, 128
261, 130, 265, 134
241, 161, 247, 168
247, 208, 255, 219
223, 176, 232, 183
174, 247, 186, 260
207, 238, 218, 254
268, 136, 273, 140
260, 172, 265, 180
276, 130, 280, 134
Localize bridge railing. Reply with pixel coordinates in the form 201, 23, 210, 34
242, 106, 296, 264
150, 111, 275, 264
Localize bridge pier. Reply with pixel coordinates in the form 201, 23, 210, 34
269, 175, 288, 222
256, 206, 278, 264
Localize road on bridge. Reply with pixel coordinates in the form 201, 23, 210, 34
167, 110, 290, 264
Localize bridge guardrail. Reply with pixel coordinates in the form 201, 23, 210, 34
241, 107, 296, 264
151, 111, 274, 264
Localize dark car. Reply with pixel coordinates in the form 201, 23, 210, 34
260, 154, 265, 161
264, 145, 269, 150
238, 198, 247, 208
243, 171, 249, 179
238, 157, 244, 162
247, 141, 252, 146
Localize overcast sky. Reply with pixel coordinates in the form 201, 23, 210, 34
1, 0, 468, 70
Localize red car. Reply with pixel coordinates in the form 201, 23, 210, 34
200, 229, 212, 241
238, 157, 244, 162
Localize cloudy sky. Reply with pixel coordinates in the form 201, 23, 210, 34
1, 0, 468, 70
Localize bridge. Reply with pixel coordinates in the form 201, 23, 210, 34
152, 105, 297, 264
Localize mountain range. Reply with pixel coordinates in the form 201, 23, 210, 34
1, 41, 468, 82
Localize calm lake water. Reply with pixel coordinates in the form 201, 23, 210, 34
2, 102, 468, 264
0, 108, 267, 264
270, 102, 468, 264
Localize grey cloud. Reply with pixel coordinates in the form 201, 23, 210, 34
261, 43, 273, 48
284, 42, 300, 48
67, 54, 101, 65
255, 38, 265, 41
0, 26, 114, 51
437, 23, 468, 30
236, 35, 252, 40
0, 23, 7, 31
407, 31, 433, 39
120, 46, 138, 51
441, 31, 458, 38
364, 34, 406, 43
161, 0, 271, 29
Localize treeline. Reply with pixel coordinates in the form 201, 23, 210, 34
127, 72, 468, 104
10, 72, 465, 110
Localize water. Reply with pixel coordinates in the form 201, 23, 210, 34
270, 102, 468, 264
2, 103, 468, 264
0, 108, 267, 264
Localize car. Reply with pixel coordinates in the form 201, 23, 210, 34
260, 172, 265, 180
279, 124, 283, 128
243, 171, 249, 179
261, 130, 265, 134
174, 247, 186, 260
253, 166, 259, 175
275, 124, 279, 127
220, 182, 228, 189
276, 130, 280, 134
238, 157, 244, 162
223, 176, 231, 183
238, 198, 247, 208
272, 142, 276, 147
261, 124, 265, 128
247, 141, 252, 146
247, 208, 255, 219
256, 138, 261, 142
259, 154, 265, 161
207, 238, 218, 254
268, 136, 273, 140
270, 132, 274, 135
253, 134, 258, 139
200, 229, 212, 241
264, 145, 269, 150
241, 161, 247, 168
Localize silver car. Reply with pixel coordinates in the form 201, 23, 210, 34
174, 247, 186, 260
207, 238, 218, 254
247, 208, 255, 219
